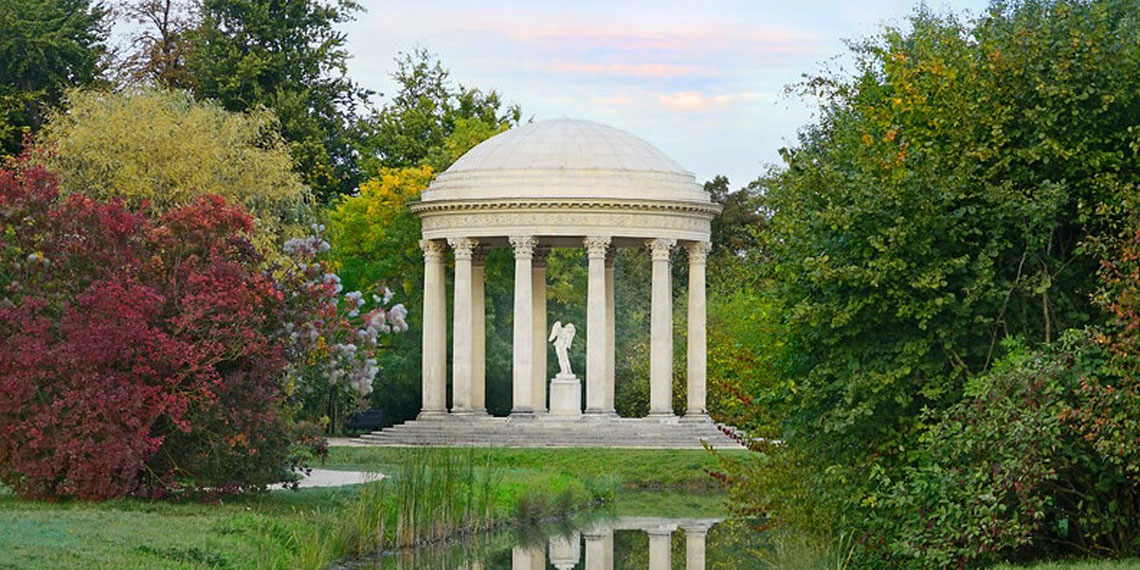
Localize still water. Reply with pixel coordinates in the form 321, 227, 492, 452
345, 492, 771, 570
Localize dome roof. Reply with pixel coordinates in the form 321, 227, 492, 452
420, 119, 709, 203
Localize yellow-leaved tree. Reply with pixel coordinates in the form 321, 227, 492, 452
31, 88, 311, 243
329, 164, 434, 290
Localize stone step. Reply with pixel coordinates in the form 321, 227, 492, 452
354, 416, 746, 449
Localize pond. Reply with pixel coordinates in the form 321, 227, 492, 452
343, 491, 776, 570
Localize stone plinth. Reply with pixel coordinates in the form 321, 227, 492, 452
549, 373, 582, 417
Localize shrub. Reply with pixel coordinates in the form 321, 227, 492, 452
0, 163, 292, 499
29, 88, 312, 245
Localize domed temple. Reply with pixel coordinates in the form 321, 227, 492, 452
360, 119, 742, 448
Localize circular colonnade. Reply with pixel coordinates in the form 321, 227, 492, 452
411, 119, 720, 421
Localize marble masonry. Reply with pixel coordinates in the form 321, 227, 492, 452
360, 119, 741, 449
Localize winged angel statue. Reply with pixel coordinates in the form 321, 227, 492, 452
548, 321, 577, 377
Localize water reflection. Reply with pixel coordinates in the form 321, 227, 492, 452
510, 517, 718, 570
347, 513, 740, 570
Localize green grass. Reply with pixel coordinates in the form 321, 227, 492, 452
0, 447, 721, 569
0, 486, 345, 569
324, 446, 738, 489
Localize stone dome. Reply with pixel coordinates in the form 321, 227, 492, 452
410, 118, 719, 244
420, 119, 710, 204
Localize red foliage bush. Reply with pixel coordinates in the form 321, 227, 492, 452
0, 164, 291, 500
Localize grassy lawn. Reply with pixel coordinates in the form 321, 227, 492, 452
0, 446, 733, 569
323, 446, 739, 488
0, 485, 350, 569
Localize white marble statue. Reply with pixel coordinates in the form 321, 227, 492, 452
548, 321, 576, 376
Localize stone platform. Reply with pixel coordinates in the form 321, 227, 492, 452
357, 415, 746, 449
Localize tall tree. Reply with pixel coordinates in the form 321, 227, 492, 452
0, 0, 108, 157
738, 1, 1140, 542
118, 0, 198, 89
330, 52, 520, 421
356, 48, 521, 175
188, 0, 369, 200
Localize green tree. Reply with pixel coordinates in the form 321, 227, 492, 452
719, 2, 1140, 559
0, 0, 108, 156
31, 88, 311, 244
356, 48, 521, 175
329, 54, 520, 422
765, 0, 1140, 456
188, 0, 368, 200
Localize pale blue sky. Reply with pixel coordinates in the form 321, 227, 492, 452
343, 0, 993, 187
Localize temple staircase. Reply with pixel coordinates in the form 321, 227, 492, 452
357, 415, 746, 449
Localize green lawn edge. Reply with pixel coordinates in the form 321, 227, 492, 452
0, 447, 733, 569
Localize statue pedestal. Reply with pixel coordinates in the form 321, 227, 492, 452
549, 373, 582, 417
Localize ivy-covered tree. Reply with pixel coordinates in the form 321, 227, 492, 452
0, 0, 108, 156
188, 0, 369, 200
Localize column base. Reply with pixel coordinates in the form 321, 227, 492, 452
648, 410, 678, 423
583, 409, 619, 419
680, 412, 712, 423
450, 408, 490, 418
509, 409, 536, 420
416, 410, 448, 420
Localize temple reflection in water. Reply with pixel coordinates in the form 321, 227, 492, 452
508, 517, 718, 570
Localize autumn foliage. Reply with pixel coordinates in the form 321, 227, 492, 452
0, 164, 291, 500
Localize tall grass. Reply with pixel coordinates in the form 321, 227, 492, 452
290, 450, 502, 570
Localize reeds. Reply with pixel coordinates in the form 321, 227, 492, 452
290, 450, 502, 570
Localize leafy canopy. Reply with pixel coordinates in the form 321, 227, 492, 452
763, 0, 1140, 454
189, 0, 369, 200
30, 88, 311, 242
0, 0, 108, 156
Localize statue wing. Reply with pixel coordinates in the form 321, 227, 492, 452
564, 323, 576, 346
548, 321, 562, 343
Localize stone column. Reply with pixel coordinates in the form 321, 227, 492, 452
532, 247, 550, 412
647, 526, 676, 570
604, 249, 616, 414
510, 236, 538, 416
682, 524, 709, 570
583, 528, 613, 570
448, 238, 477, 413
584, 236, 611, 415
685, 241, 711, 420
472, 246, 487, 414
511, 544, 545, 570
419, 239, 448, 417
548, 531, 581, 570
648, 238, 677, 418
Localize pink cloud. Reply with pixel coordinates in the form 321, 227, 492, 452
549, 62, 710, 79
657, 91, 771, 112
591, 93, 637, 106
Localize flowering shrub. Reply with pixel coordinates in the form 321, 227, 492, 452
276, 227, 408, 428
0, 164, 295, 499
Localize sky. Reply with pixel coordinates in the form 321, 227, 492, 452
342, 0, 993, 188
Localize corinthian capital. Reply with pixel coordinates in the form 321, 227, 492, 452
686, 241, 712, 265
509, 235, 538, 259
447, 237, 478, 260
646, 238, 677, 261
419, 239, 447, 262
583, 236, 611, 259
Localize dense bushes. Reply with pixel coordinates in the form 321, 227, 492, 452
0, 164, 293, 499
722, 0, 1140, 566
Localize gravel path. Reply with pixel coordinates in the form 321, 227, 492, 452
270, 468, 382, 490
